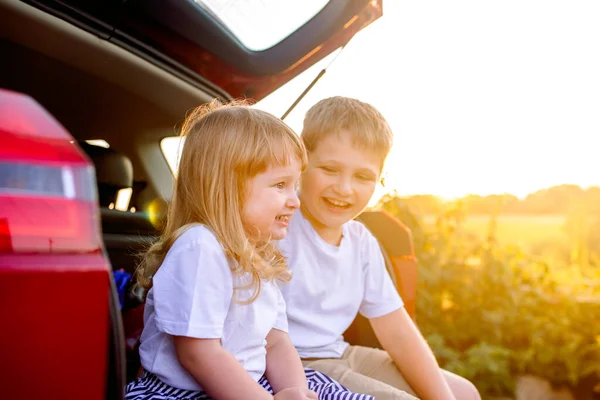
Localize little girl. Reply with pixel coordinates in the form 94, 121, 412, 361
125, 101, 373, 400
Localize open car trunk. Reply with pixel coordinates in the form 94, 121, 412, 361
21, 0, 383, 100
0, 1, 417, 399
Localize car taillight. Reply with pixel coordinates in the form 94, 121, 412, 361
0, 89, 102, 254
0, 89, 116, 400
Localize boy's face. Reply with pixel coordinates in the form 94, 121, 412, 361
299, 130, 381, 236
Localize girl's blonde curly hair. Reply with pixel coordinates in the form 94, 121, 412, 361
135, 100, 307, 303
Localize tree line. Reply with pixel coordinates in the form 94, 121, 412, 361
397, 184, 600, 215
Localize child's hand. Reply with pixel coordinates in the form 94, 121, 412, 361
274, 387, 318, 400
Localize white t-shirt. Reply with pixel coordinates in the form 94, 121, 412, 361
139, 225, 288, 391
278, 211, 403, 358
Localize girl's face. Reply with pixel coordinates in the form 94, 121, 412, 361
242, 158, 302, 241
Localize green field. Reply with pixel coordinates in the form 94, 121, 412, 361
424, 214, 568, 247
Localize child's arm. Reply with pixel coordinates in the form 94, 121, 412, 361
264, 328, 312, 394
370, 308, 456, 400
174, 336, 274, 400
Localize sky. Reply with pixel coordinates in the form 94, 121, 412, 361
253, 1, 600, 200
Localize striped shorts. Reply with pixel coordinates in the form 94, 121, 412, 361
125, 368, 374, 400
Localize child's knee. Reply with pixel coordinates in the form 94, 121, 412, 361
452, 377, 481, 400
443, 370, 481, 400
464, 380, 481, 400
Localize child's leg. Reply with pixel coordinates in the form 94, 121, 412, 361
344, 346, 481, 400
441, 370, 482, 400
302, 358, 417, 400
126, 370, 218, 399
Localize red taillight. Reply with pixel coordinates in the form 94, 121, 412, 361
0, 89, 102, 254
0, 89, 112, 399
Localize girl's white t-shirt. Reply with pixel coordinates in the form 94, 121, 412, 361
277, 211, 404, 358
139, 225, 288, 391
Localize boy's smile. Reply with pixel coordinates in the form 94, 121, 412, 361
299, 130, 381, 245
323, 197, 353, 211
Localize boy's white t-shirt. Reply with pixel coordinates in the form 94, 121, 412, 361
278, 211, 404, 359
139, 225, 288, 391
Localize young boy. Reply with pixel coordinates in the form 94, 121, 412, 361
278, 97, 481, 400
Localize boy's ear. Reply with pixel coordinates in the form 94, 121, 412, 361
380, 171, 388, 187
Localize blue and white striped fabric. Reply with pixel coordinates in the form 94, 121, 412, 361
125, 368, 374, 400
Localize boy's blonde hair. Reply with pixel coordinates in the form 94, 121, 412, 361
302, 96, 393, 169
136, 100, 307, 303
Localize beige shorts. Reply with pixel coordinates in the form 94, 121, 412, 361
302, 345, 418, 400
